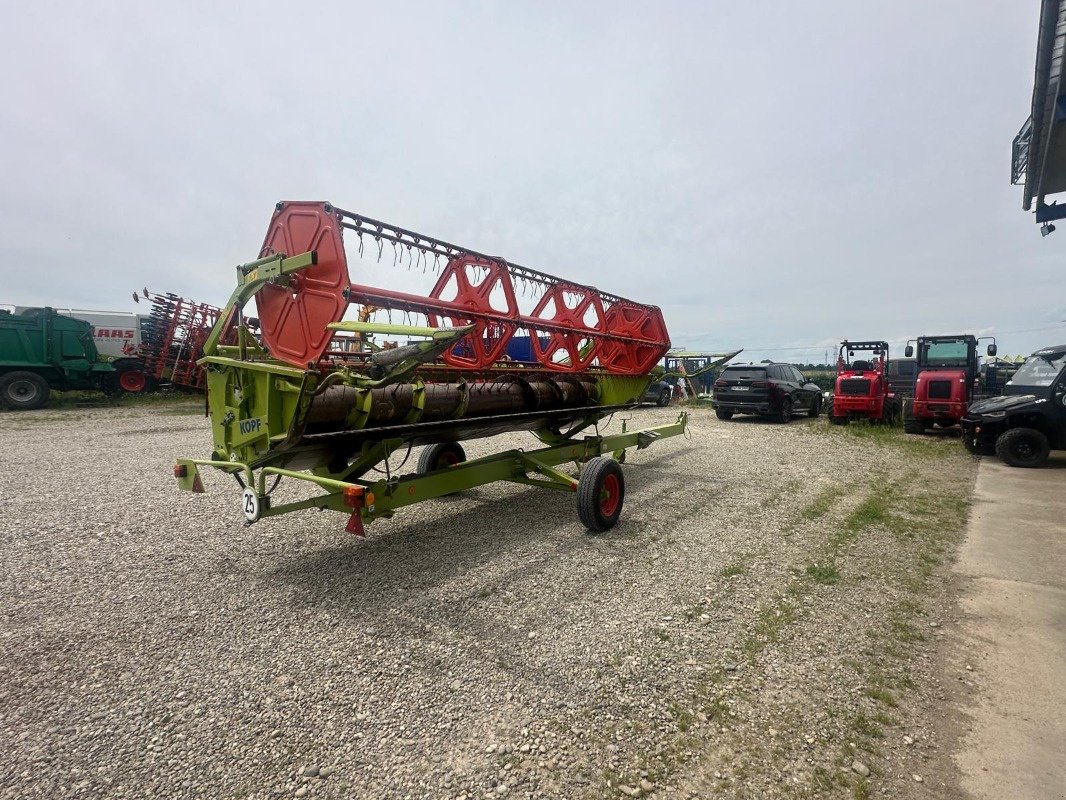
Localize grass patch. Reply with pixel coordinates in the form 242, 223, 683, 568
719, 563, 746, 578
844, 494, 890, 533
800, 485, 845, 521
809, 418, 954, 459
862, 686, 898, 707
805, 562, 840, 585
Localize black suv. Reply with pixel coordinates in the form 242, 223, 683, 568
712, 363, 822, 422
962, 344, 1066, 467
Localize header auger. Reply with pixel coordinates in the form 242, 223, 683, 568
175, 201, 686, 534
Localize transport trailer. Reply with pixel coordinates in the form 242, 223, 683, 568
174, 201, 686, 533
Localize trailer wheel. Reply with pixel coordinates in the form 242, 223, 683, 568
417, 442, 466, 474
0, 371, 50, 410
829, 413, 848, 426
995, 427, 1050, 468
715, 408, 733, 420
577, 456, 625, 532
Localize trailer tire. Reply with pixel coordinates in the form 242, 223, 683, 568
995, 427, 1050, 468
903, 417, 924, 434
715, 409, 733, 420
829, 413, 848, 426
0, 371, 50, 410
577, 456, 624, 532
417, 442, 466, 474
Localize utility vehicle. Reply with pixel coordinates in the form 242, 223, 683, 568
962, 344, 1066, 467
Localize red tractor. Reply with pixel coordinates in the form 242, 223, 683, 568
902, 334, 996, 434
828, 340, 900, 425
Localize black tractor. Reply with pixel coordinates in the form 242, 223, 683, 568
961, 344, 1066, 467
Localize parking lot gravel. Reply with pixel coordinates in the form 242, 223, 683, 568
0, 402, 976, 799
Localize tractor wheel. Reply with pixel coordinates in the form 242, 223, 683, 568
884, 399, 901, 425
657, 388, 672, 407
0, 371, 50, 410
417, 442, 467, 474
808, 397, 821, 418
715, 408, 733, 420
776, 397, 793, 424
829, 413, 848, 426
995, 427, 1050, 468
903, 417, 925, 435
577, 456, 625, 532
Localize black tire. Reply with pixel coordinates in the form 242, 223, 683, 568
103, 364, 152, 396
995, 427, 1050, 468
808, 397, 821, 418
883, 398, 901, 425
417, 442, 467, 474
776, 397, 793, 424
656, 388, 672, 407
577, 456, 625, 532
829, 413, 848, 426
715, 408, 733, 420
903, 417, 924, 435
0, 371, 50, 410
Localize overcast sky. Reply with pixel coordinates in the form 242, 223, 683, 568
0, 1, 1060, 363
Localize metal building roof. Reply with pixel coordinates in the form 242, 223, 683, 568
1013, 0, 1066, 215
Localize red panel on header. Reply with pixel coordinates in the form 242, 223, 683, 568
255, 201, 350, 367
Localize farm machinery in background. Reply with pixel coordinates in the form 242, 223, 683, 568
827, 340, 901, 425
902, 334, 997, 433
4, 296, 239, 401
0, 307, 145, 409
174, 200, 685, 533
133, 290, 251, 391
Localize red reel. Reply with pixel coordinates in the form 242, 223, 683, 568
256, 202, 351, 367
529, 284, 605, 373
428, 255, 518, 369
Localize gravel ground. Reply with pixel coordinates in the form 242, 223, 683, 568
0, 402, 976, 799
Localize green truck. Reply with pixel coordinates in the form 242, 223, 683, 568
0, 307, 130, 410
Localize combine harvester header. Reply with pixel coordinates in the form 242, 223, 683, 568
175, 201, 687, 533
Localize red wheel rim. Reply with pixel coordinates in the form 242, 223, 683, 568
438, 452, 460, 468
599, 473, 621, 517
119, 370, 147, 392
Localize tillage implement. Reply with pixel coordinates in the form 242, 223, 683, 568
174, 201, 686, 532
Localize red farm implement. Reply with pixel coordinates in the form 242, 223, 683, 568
134, 291, 254, 391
